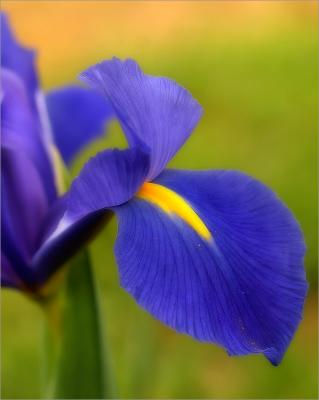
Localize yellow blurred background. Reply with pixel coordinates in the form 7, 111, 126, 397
1, 1, 317, 399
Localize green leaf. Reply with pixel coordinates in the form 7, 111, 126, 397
43, 250, 116, 399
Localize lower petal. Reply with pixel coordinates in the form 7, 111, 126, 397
112, 169, 307, 365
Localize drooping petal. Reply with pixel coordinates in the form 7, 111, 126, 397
1, 13, 38, 108
33, 208, 111, 286
1, 147, 49, 287
1, 69, 57, 202
65, 147, 150, 222
46, 86, 114, 165
31, 147, 150, 283
80, 57, 203, 180
112, 169, 307, 365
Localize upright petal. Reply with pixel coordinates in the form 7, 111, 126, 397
112, 169, 307, 365
1, 147, 49, 287
80, 57, 203, 180
1, 13, 38, 108
46, 86, 114, 165
31, 147, 150, 283
1, 69, 57, 202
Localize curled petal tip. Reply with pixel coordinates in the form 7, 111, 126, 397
80, 57, 202, 180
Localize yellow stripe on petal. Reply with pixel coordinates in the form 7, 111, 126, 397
137, 182, 212, 241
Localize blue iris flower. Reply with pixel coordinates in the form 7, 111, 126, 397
1, 13, 113, 288
1, 14, 308, 366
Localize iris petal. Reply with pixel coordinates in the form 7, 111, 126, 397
1, 147, 49, 287
112, 169, 307, 365
46, 86, 114, 165
65, 146, 150, 222
1, 13, 38, 108
1, 69, 57, 202
1, 147, 48, 257
80, 57, 203, 180
32, 147, 150, 282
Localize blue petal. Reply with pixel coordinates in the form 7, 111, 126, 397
1, 68, 57, 202
33, 207, 110, 285
32, 147, 150, 281
1, 13, 38, 107
80, 57, 202, 180
112, 169, 307, 365
1, 252, 23, 289
65, 147, 150, 222
1, 147, 49, 287
46, 86, 114, 165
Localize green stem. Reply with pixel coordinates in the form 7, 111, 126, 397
42, 250, 116, 399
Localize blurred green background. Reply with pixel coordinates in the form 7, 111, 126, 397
1, 1, 317, 398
